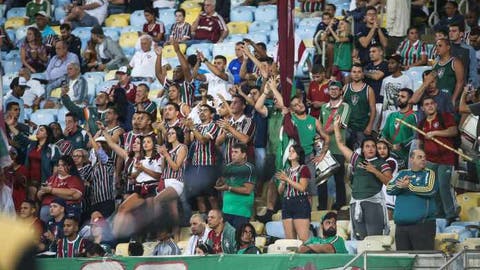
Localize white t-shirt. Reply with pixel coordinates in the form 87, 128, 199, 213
85, 0, 108, 25
133, 157, 162, 183
23, 79, 45, 106
205, 72, 234, 104
129, 50, 157, 79
380, 73, 413, 111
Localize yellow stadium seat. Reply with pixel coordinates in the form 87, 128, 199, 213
272, 210, 282, 221
310, 210, 336, 223
119, 32, 139, 48
180, 1, 201, 9
51, 26, 61, 35
336, 220, 350, 240
255, 236, 267, 250
115, 243, 129, 256
435, 233, 459, 253
104, 70, 118, 81
179, 226, 191, 242
457, 192, 480, 221
250, 221, 265, 235
5, 17, 25, 29
142, 241, 157, 256
303, 39, 314, 48
177, 240, 188, 254
105, 15, 129, 27
148, 89, 161, 100
458, 238, 480, 250
50, 88, 62, 99
185, 8, 201, 24
227, 21, 249, 35
256, 206, 267, 217
162, 44, 187, 58
115, 13, 131, 21
467, 207, 480, 221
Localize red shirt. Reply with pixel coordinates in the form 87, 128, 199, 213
208, 229, 223, 254
42, 174, 85, 206
143, 23, 165, 40
195, 12, 227, 43
28, 147, 42, 182
116, 81, 137, 103
307, 80, 330, 118
418, 112, 457, 165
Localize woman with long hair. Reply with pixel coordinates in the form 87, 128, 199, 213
275, 144, 311, 242
377, 140, 398, 217
113, 135, 162, 237
330, 19, 353, 74
37, 155, 84, 222
20, 27, 49, 73
333, 116, 392, 240
235, 223, 261, 254
143, 6, 165, 43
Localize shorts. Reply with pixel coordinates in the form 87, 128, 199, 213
282, 196, 311, 220
133, 181, 158, 198
164, 178, 184, 196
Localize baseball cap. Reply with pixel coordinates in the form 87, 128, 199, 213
51, 198, 67, 208
328, 80, 343, 89
386, 54, 402, 64
35, 11, 50, 19
10, 77, 30, 90
95, 136, 107, 142
321, 211, 338, 223
116, 66, 131, 75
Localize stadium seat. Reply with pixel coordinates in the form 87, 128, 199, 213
450, 221, 480, 238
142, 241, 157, 256
30, 109, 57, 126
467, 207, 480, 221
177, 240, 188, 254
105, 15, 129, 27
265, 221, 285, 239
227, 21, 249, 35
103, 27, 121, 42
230, 8, 254, 22
254, 5, 277, 22
54, 6, 67, 22
458, 238, 480, 250
5, 17, 25, 29
255, 236, 267, 250
179, 226, 191, 242
248, 21, 272, 33
57, 106, 69, 124
15, 27, 27, 42
51, 26, 61, 35
104, 70, 119, 81
6, 7, 26, 19
336, 220, 350, 239
84, 72, 104, 85
120, 25, 142, 34
6, 29, 15, 43
356, 235, 394, 253
426, 43, 434, 58
267, 239, 303, 254
225, 34, 245, 43
72, 27, 92, 40
270, 30, 279, 43
444, 225, 474, 242
297, 18, 322, 30
185, 7, 201, 24
122, 47, 136, 60
456, 192, 480, 221
50, 87, 62, 99
0, 4, 5, 18
162, 44, 187, 58
186, 43, 213, 59
4, 50, 20, 61
115, 243, 129, 256
245, 32, 269, 44
2, 60, 22, 74
405, 66, 431, 90
212, 42, 236, 58
53, 0, 71, 7
310, 210, 336, 223
119, 32, 139, 48
435, 233, 459, 253
130, 10, 147, 26
271, 210, 282, 221
296, 27, 317, 41
180, 1, 201, 9
231, 0, 246, 7
250, 221, 265, 235
159, 8, 176, 26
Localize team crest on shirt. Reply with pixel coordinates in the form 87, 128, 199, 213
394, 121, 400, 130
433, 122, 439, 128
351, 94, 359, 106
76, 137, 81, 143
308, 124, 313, 130
437, 67, 445, 78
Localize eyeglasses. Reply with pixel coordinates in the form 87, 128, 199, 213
243, 230, 253, 235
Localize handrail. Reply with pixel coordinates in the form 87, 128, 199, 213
341, 250, 444, 270
428, 0, 439, 28
439, 249, 480, 270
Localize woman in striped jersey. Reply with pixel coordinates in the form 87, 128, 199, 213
275, 144, 311, 242
154, 126, 188, 228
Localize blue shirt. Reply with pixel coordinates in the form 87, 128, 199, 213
228, 58, 254, 84
252, 109, 268, 148
4, 95, 25, 122
46, 52, 80, 81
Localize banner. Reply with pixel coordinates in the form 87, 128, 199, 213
37, 254, 416, 270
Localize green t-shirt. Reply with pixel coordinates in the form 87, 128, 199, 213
222, 162, 256, 218
350, 152, 391, 200
320, 102, 351, 155
304, 235, 348, 254
26, 1, 51, 24
381, 110, 417, 162
344, 83, 370, 131
433, 58, 456, 97
267, 104, 284, 156
291, 113, 317, 156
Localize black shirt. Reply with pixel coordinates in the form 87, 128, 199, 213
364, 60, 389, 103
356, 23, 388, 65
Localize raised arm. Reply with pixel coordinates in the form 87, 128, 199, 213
173, 40, 192, 82
333, 116, 353, 162
154, 45, 166, 84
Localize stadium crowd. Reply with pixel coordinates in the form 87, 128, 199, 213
1, 0, 480, 259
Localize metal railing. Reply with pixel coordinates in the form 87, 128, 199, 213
439, 249, 480, 270
341, 250, 446, 270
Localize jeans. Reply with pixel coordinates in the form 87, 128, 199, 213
427, 162, 458, 219
254, 147, 266, 183
350, 201, 386, 240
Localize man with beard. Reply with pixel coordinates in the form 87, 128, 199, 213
409, 70, 454, 122
387, 149, 438, 250
185, 213, 212, 255
123, 111, 153, 152
297, 212, 347, 253
89, 26, 128, 73
343, 64, 376, 150
56, 216, 88, 258
157, 102, 189, 145
381, 88, 417, 169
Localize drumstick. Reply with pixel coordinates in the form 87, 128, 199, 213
395, 118, 473, 162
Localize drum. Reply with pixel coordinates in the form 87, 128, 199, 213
313, 136, 339, 185
460, 114, 479, 152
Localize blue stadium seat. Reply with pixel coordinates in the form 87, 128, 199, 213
120, 25, 142, 34
212, 42, 236, 57
231, 0, 246, 7
6, 29, 15, 43
164, 23, 173, 35
159, 8, 176, 26
450, 221, 480, 237
297, 18, 321, 30
164, 57, 180, 69
6, 7, 26, 19
54, 6, 67, 22
3, 73, 18, 92
72, 27, 92, 40
130, 10, 147, 27
122, 47, 136, 60
3, 60, 22, 74
53, 0, 71, 7
336, 2, 351, 16
30, 109, 57, 126
444, 225, 475, 242
269, 30, 279, 43
15, 27, 27, 43
436, 218, 448, 233
265, 221, 285, 239
296, 27, 316, 40
244, 32, 269, 44
4, 50, 20, 61
426, 43, 434, 57
248, 21, 272, 33
405, 66, 431, 90
186, 43, 213, 59
254, 5, 277, 22
0, 4, 6, 18
31, 73, 46, 80
103, 27, 121, 42
224, 34, 245, 43
230, 7, 254, 22
57, 106, 69, 126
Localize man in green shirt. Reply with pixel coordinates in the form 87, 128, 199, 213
298, 212, 348, 254
26, 0, 52, 24
215, 143, 256, 230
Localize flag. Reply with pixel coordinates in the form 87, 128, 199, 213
0, 76, 12, 169
278, 0, 295, 107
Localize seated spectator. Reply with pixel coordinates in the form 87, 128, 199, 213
143, 7, 165, 43
56, 215, 88, 258
153, 0, 176, 9
185, 213, 211, 255
0, 25, 16, 52
113, 66, 137, 103
20, 27, 49, 74
166, 8, 191, 44
396, 26, 428, 69
87, 216, 115, 255
205, 209, 237, 254
18, 200, 45, 251
60, 62, 88, 106
60, 24, 82, 61
4, 148, 28, 212
90, 25, 129, 72
4, 77, 29, 123
45, 40, 80, 97
236, 223, 261, 254
18, 68, 46, 110
129, 35, 157, 81
191, 0, 228, 43
26, 0, 52, 25
82, 39, 98, 73
31, 11, 56, 42
134, 83, 157, 115
195, 243, 214, 255
64, 0, 108, 27
44, 198, 67, 252
37, 156, 84, 222
152, 225, 182, 256
128, 241, 144, 256
85, 242, 106, 257
433, 0, 464, 32
297, 212, 348, 254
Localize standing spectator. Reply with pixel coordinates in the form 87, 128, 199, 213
90, 26, 129, 72
449, 23, 479, 88
429, 28, 449, 60
417, 97, 459, 224
64, 112, 90, 151
205, 209, 237, 254
4, 148, 28, 212
143, 7, 165, 43
60, 24, 82, 61
167, 9, 192, 43
49, 122, 73, 156
185, 214, 211, 255
194, 52, 234, 102
331, 19, 353, 74
385, 0, 410, 55
64, 0, 108, 27
56, 216, 88, 258
464, 10, 479, 45
376, 140, 398, 214
387, 149, 438, 251
228, 42, 254, 85
396, 26, 428, 68
236, 223, 261, 254
356, 6, 388, 64
45, 40, 80, 97
306, 65, 330, 119
214, 143, 255, 230
191, 0, 228, 43
167, 83, 191, 117
113, 66, 137, 104
26, 0, 52, 25
129, 35, 157, 81
333, 118, 392, 240
432, 38, 465, 104
433, 1, 464, 32
20, 27, 49, 73
276, 145, 311, 242
134, 83, 157, 115
44, 199, 66, 252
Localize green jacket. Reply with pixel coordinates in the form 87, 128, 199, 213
61, 94, 106, 135
205, 222, 237, 254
